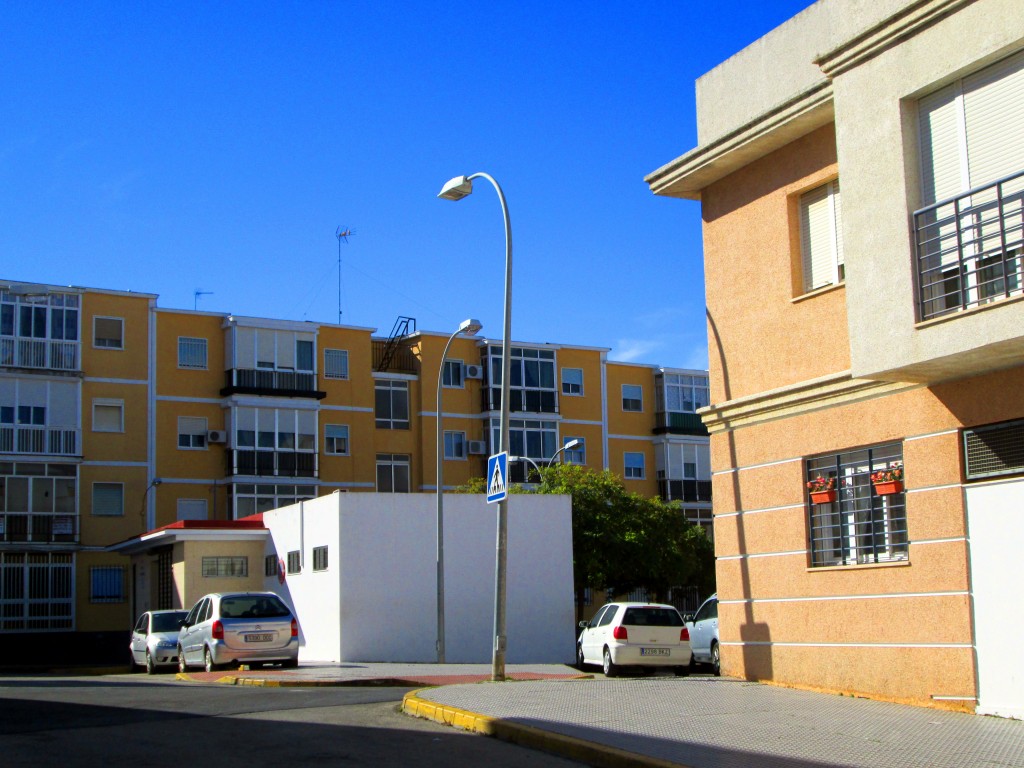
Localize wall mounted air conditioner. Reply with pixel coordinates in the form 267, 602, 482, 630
207, 430, 227, 444
465, 364, 484, 380
468, 440, 488, 455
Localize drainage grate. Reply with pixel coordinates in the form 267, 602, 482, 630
964, 419, 1024, 479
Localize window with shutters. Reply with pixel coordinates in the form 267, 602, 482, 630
325, 424, 349, 455
915, 49, 1024, 320
93, 316, 124, 350
177, 416, 208, 449
90, 565, 125, 602
92, 483, 124, 516
92, 400, 124, 433
799, 180, 845, 293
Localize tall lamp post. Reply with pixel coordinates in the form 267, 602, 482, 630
436, 317, 483, 663
438, 172, 512, 681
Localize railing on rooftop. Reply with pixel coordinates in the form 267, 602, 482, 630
915, 169, 1024, 321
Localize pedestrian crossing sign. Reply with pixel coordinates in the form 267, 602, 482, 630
486, 452, 508, 504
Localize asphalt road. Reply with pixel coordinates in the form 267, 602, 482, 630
0, 673, 584, 768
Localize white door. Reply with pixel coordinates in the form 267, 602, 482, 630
967, 479, 1024, 719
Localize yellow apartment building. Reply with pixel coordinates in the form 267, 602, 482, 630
648, 0, 1023, 716
1, 278, 711, 663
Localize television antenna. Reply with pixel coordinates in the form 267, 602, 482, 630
194, 290, 213, 310
335, 226, 354, 324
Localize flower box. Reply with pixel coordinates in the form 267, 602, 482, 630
810, 489, 837, 504
873, 480, 904, 496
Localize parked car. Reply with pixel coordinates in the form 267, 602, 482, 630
686, 593, 720, 675
576, 602, 691, 677
130, 609, 189, 674
177, 592, 299, 673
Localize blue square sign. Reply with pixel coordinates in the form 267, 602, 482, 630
486, 452, 508, 504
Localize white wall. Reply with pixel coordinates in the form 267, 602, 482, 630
262, 492, 575, 664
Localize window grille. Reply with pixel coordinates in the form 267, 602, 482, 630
806, 442, 907, 567
287, 550, 301, 574
324, 349, 349, 379
178, 337, 208, 369
313, 546, 328, 572
265, 554, 278, 577
90, 565, 125, 602
201, 556, 248, 577
964, 419, 1024, 479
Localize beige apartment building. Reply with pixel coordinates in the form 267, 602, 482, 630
1, 278, 711, 662
648, 0, 1024, 716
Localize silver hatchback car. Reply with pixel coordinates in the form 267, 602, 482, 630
177, 591, 299, 673
130, 609, 188, 674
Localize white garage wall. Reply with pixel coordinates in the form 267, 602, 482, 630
262, 492, 575, 664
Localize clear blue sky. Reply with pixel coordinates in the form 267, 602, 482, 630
1, 1, 814, 370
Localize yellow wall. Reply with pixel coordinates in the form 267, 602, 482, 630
174, 539, 267, 609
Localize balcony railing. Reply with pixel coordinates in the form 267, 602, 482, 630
0, 513, 79, 543
371, 340, 418, 374
0, 425, 80, 456
220, 369, 326, 399
658, 479, 713, 504
0, 338, 80, 371
226, 449, 318, 478
653, 411, 709, 436
915, 169, 1024, 321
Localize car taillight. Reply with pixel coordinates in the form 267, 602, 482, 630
681, 627, 690, 641
291, 618, 298, 638
211, 620, 223, 640
612, 626, 628, 640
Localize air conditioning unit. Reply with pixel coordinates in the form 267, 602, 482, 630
207, 430, 227, 444
468, 440, 488, 455
464, 364, 484, 380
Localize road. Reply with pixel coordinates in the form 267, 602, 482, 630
0, 673, 583, 768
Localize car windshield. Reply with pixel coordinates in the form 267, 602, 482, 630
151, 612, 187, 632
220, 595, 290, 619
621, 607, 683, 627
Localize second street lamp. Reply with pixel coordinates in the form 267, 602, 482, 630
436, 317, 483, 663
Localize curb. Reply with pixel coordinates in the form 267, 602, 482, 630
402, 689, 692, 768
175, 672, 429, 687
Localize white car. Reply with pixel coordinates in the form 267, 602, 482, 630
576, 602, 691, 677
686, 594, 720, 675
130, 609, 188, 674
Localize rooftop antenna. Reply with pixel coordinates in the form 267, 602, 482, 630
194, 290, 213, 310
335, 226, 354, 324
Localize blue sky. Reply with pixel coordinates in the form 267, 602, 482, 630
1, 1, 814, 370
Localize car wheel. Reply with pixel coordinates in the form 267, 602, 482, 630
145, 650, 156, 675
710, 641, 721, 676
602, 647, 618, 678
281, 657, 298, 669
576, 644, 586, 669
177, 646, 187, 674
204, 647, 218, 673
129, 650, 139, 673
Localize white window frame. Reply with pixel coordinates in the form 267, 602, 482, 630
442, 359, 464, 388
178, 337, 208, 369
93, 316, 124, 350
325, 424, 350, 456
324, 348, 349, 380
376, 453, 411, 493
177, 416, 208, 450
562, 368, 584, 396
622, 384, 643, 413
92, 399, 124, 433
564, 436, 585, 465
375, 380, 410, 430
444, 430, 467, 460
799, 179, 845, 293
92, 482, 124, 516
624, 452, 645, 480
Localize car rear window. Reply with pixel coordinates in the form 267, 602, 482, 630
622, 607, 683, 627
220, 595, 290, 619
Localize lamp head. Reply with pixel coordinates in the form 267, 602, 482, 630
563, 439, 580, 450
458, 318, 483, 336
438, 175, 474, 201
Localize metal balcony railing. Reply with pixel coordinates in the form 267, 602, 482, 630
226, 449, 318, 478
0, 512, 79, 543
371, 340, 418, 374
482, 387, 560, 415
0, 425, 80, 456
221, 368, 325, 398
0, 338, 80, 371
653, 411, 709, 436
658, 479, 713, 504
915, 169, 1024, 321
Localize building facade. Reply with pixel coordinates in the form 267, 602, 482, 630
648, 0, 1023, 716
1, 278, 711, 661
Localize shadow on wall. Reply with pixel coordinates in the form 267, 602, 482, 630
707, 308, 772, 681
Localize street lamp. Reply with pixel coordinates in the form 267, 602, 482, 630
438, 172, 512, 681
508, 455, 543, 483
547, 438, 581, 468
436, 317, 483, 663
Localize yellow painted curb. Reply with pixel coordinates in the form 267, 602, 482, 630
402, 689, 691, 768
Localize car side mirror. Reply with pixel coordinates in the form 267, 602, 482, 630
578, 620, 589, 629
682, 613, 694, 623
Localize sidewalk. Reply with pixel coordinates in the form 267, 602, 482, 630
176, 662, 1024, 768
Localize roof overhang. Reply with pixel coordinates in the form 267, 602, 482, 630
109, 519, 269, 555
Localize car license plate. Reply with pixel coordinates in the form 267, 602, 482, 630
245, 633, 273, 643
640, 648, 670, 656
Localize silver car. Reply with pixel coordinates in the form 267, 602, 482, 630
177, 592, 299, 673
130, 609, 188, 674
686, 593, 720, 675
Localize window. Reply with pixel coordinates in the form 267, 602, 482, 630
264, 554, 278, 577
492, 419, 557, 482
296, 340, 314, 372
806, 442, 907, 567
624, 452, 645, 480
231, 483, 316, 519
564, 437, 585, 465
325, 424, 349, 455
485, 346, 558, 413
376, 453, 410, 493
92, 482, 124, 516
442, 360, 464, 388
232, 407, 317, 453
444, 431, 466, 460
799, 180, 845, 292
178, 337, 208, 369
201, 556, 248, 577
0, 552, 73, 631
176, 499, 208, 521
92, 400, 124, 432
324, 348, 349, 380
622, 385, 643, 412
93, 317, 124, 349
313, 546, 328, 572
562, 368, 583, 396
375, 380, 409, 429
287, 550, 301, 574
177, 416, 208, 449
90, 566, 125, 602
660, 373, 710, 413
